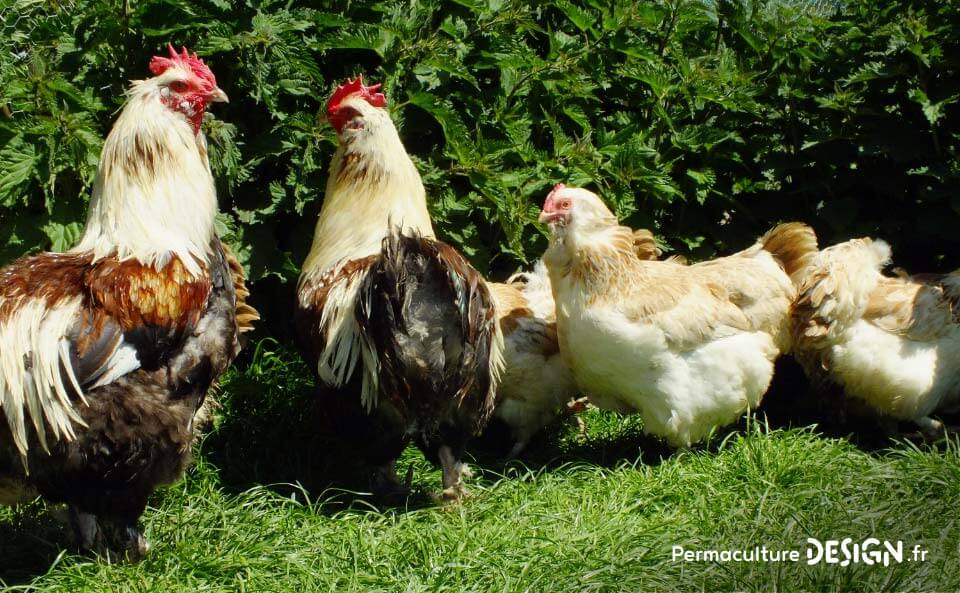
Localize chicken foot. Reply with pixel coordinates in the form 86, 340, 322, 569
68, 506, 101, 553
67, 506, 150, 563
912, 416, 960, 443
566, 396, 590, 435
438, 445, 470, 501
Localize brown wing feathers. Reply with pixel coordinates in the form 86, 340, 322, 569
433, 240, 501, 413
1, 249, 232, 388
87, 257, 211, 332
490, 283, 535, 336
221, 243, 259, 334
0, 253, 90, 320
295, 255, 376, 359
0, 244, 236, 462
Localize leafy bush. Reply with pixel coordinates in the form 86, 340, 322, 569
2, 0, 958, 337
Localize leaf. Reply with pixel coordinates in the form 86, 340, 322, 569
553, 0, 595, 32
405, 91, 474, 163
42, 220, 83, 253
0, 136, 39, 207
908, 88, 958, 127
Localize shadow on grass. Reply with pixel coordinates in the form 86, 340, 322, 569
201, 344, 956, 515
201, 341, 680, 512
469, 414, 675, 475
201, 388, 433, 513
200, 344, 449, 513
755, 356, 954, 452
0, 501, 73, 586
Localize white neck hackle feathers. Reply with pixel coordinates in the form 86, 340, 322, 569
72, 65, 217, 275
299, 96, 435, 287
1, 66, 220, 466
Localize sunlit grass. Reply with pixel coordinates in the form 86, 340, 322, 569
2, 345, 958, 592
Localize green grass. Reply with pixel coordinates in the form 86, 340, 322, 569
1, 344, 959, 593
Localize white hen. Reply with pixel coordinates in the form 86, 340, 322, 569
539, 184, 817, 447
491, 228, 673, 456
791, 237, 960, 436
490, 261, 579, 457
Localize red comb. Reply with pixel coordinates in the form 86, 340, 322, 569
149, 44, 217, 91
326, 75, 387, 115
542, 183, 564, 211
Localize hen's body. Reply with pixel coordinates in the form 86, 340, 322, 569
489, 263, 577, 457
557, 261, 784, 445
541, 186, 816, 447
792, 239, 960, 430
296, 78, 501, 497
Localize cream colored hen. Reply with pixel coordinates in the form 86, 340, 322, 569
490, 228, 670, 456
539, 184, 817, 447
489, 262, 576, 457
791, 238, 960, 437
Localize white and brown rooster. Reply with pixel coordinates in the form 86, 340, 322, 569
295, 77, 502, 499
791, 237, 960, 438
0, 46, 253, 560
538, 184, 817, 447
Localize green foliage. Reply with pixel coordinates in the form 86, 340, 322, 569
1, 0, 958, 332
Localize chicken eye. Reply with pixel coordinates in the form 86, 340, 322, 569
170, 80, 189, 93
560, 200, 571, 209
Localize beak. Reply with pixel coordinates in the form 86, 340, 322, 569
210, 87, 229, 103
539, 210, 563, 225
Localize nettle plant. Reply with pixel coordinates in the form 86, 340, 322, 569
2, 0, 957, 334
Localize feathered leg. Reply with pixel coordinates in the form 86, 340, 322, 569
68, 506, 101, 553
915, 416, 946, 442
69, 505, 150, 562
97, 515, 150, 562
373, 459, 414, 497
505, 439, 529, 460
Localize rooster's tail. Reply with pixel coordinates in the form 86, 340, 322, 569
357, 230, 502, 431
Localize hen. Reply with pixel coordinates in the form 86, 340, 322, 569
295, 77, 502, 499
490, 228, 666, 457
488, 262, 577, 458
0, 46, 245, 560
791, 238, 960, 437
539, 184, 816, 447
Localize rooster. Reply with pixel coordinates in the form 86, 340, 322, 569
490, 228, 667, 457
539, 184, 817, 447
295, 77, 502, 499
0, 46, 245, 560
791, 238, 960, 438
